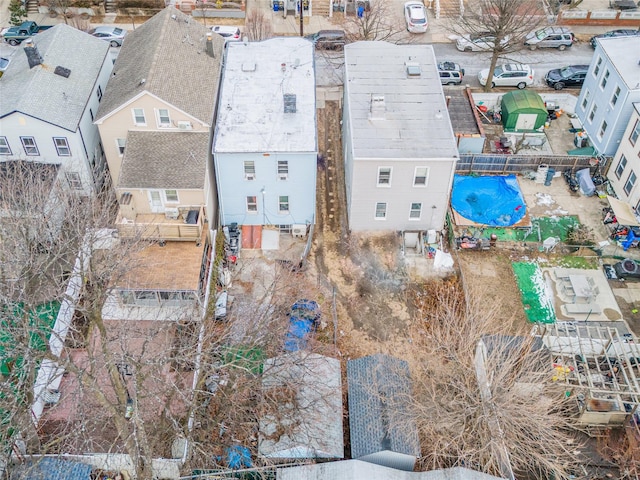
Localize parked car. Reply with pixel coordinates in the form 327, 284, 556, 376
305, 30, 346, 50
478, 63, 534, 89
3, 21, 52, 46
211, 25, 241, 42
89, 26, 127, 47
590, 29, 640, 48
613, 258, 640, 279
456, 32, 510, 52
0, 57, 10, 78
544, 64, 589, 90
524, 26, 574, 50
284, 299, 320, 352
404, 1, 428, 33
437, 61, 464, 85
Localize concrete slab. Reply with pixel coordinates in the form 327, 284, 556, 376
262, 229, 280, 250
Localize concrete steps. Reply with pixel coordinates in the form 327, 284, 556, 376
313, 0, 331, 17
26, 0, 39, 14
104, 0, 117, 14
435, 0, 461, 18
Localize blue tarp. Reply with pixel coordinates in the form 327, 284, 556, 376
284, 299, 320, 352
226, 445, 252, 469
13, 458, 92, 480
451, 174, 527, 227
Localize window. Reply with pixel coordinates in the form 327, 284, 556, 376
611, 86, 621, 107
600, 70, 609, 89
615, 155, 627, 179
409, 202, 422, 219
630, 120, 640, 146
96, 85, 103, 101
624, 171, 636, 195
377, 167, 391, 186
165, 190, 178, 203
53, 137, 70, 156
414, 167, 428, 186
375, 202, 387, 219
247, 196, 257, 212
89, 108, 94, 122
593, 56, 602, 77
279, 195, 289, 213
157, 109, 171, 127
150, 191, 162, 208
581, 89, 590, 110
0, 137, 11, 155
66, 172, 82, 189
588, 104, 598, 123
133, 108, 146, 125
277, 160, 288, 179
20, 136, 39, 156
598, 120, 608, 139
116, 138, 126, 155
244, 161, 256, 179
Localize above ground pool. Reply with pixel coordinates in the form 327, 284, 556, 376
451, 174, 527, 227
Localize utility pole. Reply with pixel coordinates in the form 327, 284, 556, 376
299, 0, 304, 36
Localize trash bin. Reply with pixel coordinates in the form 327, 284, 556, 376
544, 168, 555, 186
273, 1, 279, 10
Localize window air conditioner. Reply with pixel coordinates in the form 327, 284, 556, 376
278, 174, 288, 181
165, 207, 180, 220
292, 224, 307, 238
177, 121, 192, 130
246, 174, 255, 181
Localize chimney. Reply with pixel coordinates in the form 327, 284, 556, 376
369, 94, 385, 120
283, 94, 296, 113
24, 45, 43, 69
205, 32, 215, 58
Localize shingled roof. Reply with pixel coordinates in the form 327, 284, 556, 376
95, 7, 224, 125
117, 130, 209, 189
347, 354, 420, 460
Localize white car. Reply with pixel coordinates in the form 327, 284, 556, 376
456, 32, 510, 52
211, 25, 241, 42
478, 63, 534, 89
404, 2, 428, 34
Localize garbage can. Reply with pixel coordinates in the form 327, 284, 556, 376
544, 168, 555, 186
273, 0, 279, 10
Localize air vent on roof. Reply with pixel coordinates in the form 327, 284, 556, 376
242, 62, 256, 72
284, 94, 296, 114
24, 46, 42, 69
405, 62, 421, 77
54, 66, 71, 78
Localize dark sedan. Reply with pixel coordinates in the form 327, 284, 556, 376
590, 29, 640, 48
544, 65, 588, 90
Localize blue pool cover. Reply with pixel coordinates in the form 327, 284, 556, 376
451, 174, 526, 227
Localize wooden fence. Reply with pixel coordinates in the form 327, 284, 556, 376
455, 154, 603, 175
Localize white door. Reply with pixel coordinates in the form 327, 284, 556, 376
149, 190, 164, 213
515, 113, 537, 131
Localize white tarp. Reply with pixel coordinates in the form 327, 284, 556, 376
607, 195, 640, 227
434, 249, 454, 271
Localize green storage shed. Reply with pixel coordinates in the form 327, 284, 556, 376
500, 90, 547, 132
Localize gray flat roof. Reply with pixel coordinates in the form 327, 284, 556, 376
344, 42, 458, 160
598, 37, 640, 91
214, 37, 316, 153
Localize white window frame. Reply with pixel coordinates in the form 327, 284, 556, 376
247, 196, 258, 213
413, 167, 429, 187
593, 56, 602, 78
116, 138, 126, 156
375, 202, 387, 220
377, 167, 392, 187
149, 190, 163, 213
630, 120, 640, 146
624, 171, 636, 196
611, 86, 620, 107
157, 108, 171, 128
53, 137, 71, 156
278, 195, 289, 213
581, 89, 590, 111
277, 160, 289, 180
615, 154, 627, 179
598, 120, 608, 140
66, 172, 82, 189
600, 69, 609, 90
588, 104, 597, 123
244, 161, 256, 180
165, 189, 179, 203
0, 136, 11, 155
20, 136, 39, 156
132, 108, 146, 126
409, 202, 422, 220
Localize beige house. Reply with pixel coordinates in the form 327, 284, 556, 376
95, 7, 225, 242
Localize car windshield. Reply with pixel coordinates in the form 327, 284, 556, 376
493, 65, 505, 76
535, 29, 548, 40
0, 58, 9, 69
409, 5, 426, 22
113, 28, 123, 35
559, 66, 575, 78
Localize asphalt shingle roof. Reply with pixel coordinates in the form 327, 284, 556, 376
347, 354, 420, 459
118, 130, 209, 189
0, 24, 108, 131
95, 7, 225, 125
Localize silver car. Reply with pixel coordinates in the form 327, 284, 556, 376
456, 32, 510, 52
89, 26, 126, 47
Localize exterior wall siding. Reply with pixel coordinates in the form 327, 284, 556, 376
607, 109, 640, 210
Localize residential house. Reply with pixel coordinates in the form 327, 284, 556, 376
607, 103, 640, 210
575, 36, 640, 156
213, 37, 317, 244
347, 354, 420, 471
0, 24, 112, 194
94, 7, 225, 242
259, 352, 343, 459
342, 42, 458, 232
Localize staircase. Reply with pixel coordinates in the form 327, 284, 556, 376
104, 0, 117, 13
435, 0, 462, 19
26, 0, 39, 15
312, 0, 331, 17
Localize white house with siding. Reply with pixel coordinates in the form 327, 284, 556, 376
0, 24, 112, 194
342, 42, 458, 232
213, 37, 317, 234
575, 36, 640, 157
607, 103, 640, 211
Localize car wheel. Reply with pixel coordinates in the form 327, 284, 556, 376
554, 82, 565, 90
558, 44, 566, 51
621, 259, 639, 274
464, 46, 472, 52
110, 40, 119, 47
447, 81, 457, 85
517, 82, 526, 89
8, 39, 18, 46
491, 82, 496, 88
528, 44, 536, 50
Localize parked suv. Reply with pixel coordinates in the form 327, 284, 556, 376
478, 63, 534, 89
437, 61, 464, 85
525, 26, 574, 50
305, 30, 346, 50
544, 65, 588, 90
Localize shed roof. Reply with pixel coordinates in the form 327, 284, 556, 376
214, 37, 316, 153
347, 354, 420, 459
0, 24, 109, 131
343, 42, 458, 160
117, 130, 209, 189
500, 90, 546, 114
9, 457, 92, 480
598, 37, 640, 91
95, 7, 225, 125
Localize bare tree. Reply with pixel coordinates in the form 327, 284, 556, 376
448, 0, 548, 91
244, 9, 273, 41
344, 1, 407, 42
